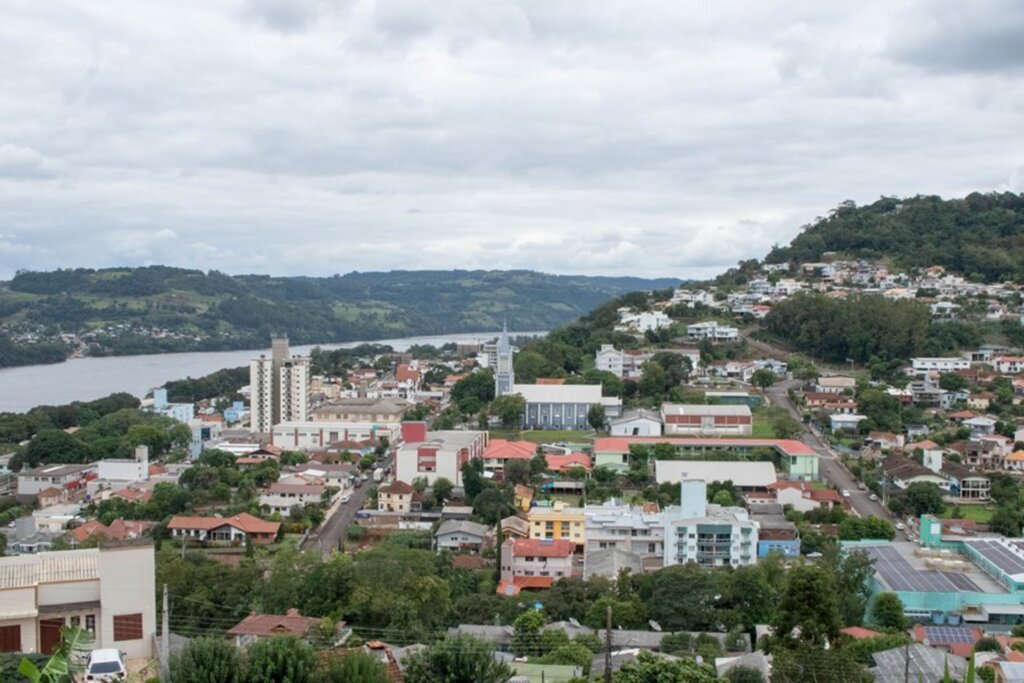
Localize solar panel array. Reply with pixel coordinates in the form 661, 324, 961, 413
967, 540, 1024, 578
862, 545, 982, 593
923, 626, 976, 644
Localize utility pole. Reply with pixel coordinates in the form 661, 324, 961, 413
903, 640, 910, 683
161, 584, 170, 681
603, 604, 613, 683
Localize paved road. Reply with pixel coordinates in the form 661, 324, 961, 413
302, 480, 371, 556
766, 379, 907, 540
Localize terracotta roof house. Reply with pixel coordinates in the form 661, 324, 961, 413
841, 626, 882, 640
378, 480, 420, 513
497, 538, 575, 596
67, 518, 153, 546
535, 378, 567, 385
545, 452, 593, 472
36, 487, 64, 508
227, 608, 324, 647
167, 513, 280, 545
482, 439, 537, 476
111, 486, 153, 504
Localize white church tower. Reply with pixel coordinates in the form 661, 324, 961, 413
495, 322, 515, 396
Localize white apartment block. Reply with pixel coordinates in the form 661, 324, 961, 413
17, 464, 95, 499
584, 500, 664, 558
394, 423, 488, 486
661, 404, 753, 437
595, 345, 651, 379
662, 480, 759, 569
259, 482, 328, 515
0, 544, 156, 658
618, 311, 671, 333
250, 335, 310, 434
686, 321, 739, 341
910, 357, 971, 373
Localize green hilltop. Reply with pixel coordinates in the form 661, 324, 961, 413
0, 267, 678, 368
766, 192, 1024, 281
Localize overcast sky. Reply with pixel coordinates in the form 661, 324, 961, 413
1, 1, 1023, 280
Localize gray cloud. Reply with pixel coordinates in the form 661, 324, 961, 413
0, 1, 1022, 280
888, 0, 1024, 73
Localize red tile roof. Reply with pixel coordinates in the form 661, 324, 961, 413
841, 626, 882, 640
484, 439, 536, 461
228, 609, 319, 638
68, 518, 153, 543
808, 489, 843, 503
36, 487, 62, 498
496, 576, 556, 596
167, 512, 280, 535
593, 436, 815, 456
379, 480, 415, 495
535, 378, 567, 385
512, 538, 574, 558
545, 452, 593, 472
452, 555, 485, 570
112, 487, 153, 503
396, 364, 421, 383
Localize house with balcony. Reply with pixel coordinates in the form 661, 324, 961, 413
497, 538, 575, 596
527, 501, 586, 548
662, 480, 758, 569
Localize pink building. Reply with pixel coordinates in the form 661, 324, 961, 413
497, 538, 575, 596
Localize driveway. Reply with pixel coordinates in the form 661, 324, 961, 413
766, 379, 907, 540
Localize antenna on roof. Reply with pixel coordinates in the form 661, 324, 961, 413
649, 620, 662, 632
569, 618, 581, 628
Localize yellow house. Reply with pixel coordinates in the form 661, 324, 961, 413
527, 501, 585, 548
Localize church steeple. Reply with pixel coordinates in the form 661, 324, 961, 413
495, 321, 514, 396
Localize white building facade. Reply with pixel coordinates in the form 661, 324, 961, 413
0, 544, 156, 658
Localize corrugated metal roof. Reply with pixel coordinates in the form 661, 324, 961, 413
0, 549, 100, 589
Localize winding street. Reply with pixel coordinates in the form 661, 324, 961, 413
766, 379, 907, 540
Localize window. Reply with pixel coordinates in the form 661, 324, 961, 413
113, 613, 143, 642
70, 616, 80, 627
0, 625, 20, 653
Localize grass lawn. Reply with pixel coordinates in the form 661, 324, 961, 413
940, 506, 995, 523
750, 418, 775, 438
489, 429, 594, 445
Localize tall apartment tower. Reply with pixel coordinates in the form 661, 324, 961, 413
495, 322, 515, 397
250, 334, 310, 434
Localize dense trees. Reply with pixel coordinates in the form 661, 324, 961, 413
871, 593, 907, 632
766, 193, 1024, 282
764, 293, 930, 365
169, 637, 243, 683
403, 635, 514, 683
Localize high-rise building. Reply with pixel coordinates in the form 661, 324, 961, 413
250, 335, 310, 434
495, 322, 515, 397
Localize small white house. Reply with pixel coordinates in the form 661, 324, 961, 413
609, 410, 663, 437
435, 520, 492, 552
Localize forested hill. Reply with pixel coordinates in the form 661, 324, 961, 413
765, 192, 1024, 282
0, 267, 677, 367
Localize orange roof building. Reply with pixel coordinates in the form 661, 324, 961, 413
228, 608, 324, 646
167, 513, 279, 545
67, 518, 153, 545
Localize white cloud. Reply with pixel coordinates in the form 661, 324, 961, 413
0, 1, 1022, 279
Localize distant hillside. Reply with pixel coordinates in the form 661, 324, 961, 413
766, 192, 1024, 282
0, 267, 677, 367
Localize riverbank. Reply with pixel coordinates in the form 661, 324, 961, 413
0, 331, 545, 413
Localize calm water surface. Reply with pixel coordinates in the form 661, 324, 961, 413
0, 331, 544, 413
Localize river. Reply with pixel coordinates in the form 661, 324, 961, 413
0, 331, 545, 414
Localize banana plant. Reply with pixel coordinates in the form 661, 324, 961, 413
18, 626, 93, 683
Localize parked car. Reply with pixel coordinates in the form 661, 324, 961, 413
341, 494, 351, 504
857, 482, 866, 490
868, 493, 879, 501
83, 648, 127, 681
841, 490, 851, 498
895, 522, 906, 530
